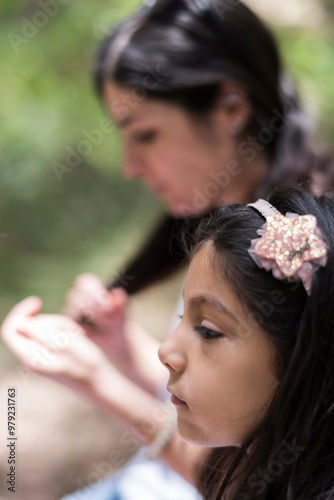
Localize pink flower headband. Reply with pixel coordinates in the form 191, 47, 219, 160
247, 199, 328, 295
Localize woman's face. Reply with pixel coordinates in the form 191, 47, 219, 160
158, 243, 279, 447
104, 82, 245, 217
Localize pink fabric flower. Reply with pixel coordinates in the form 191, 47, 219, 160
247, 202, 328, 295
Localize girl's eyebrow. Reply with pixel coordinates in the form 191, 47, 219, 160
183, 291, 239, 324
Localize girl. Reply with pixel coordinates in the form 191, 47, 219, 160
159, 185, 334, 499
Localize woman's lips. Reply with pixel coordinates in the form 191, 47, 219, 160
153, 186, 168, 195
147, 182, 169, 196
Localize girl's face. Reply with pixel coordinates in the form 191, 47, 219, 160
158, 243, 279, 447
104, 82, 249, 217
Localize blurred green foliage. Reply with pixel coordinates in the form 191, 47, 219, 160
278, 30, 334, 142
1, 0, 334, 342
1, 0, 163, 325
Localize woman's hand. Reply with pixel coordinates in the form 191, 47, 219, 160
64, 273, 168, 397
64, 273, 129, 359
1, 297, 110, 394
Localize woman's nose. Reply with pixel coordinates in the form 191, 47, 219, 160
122, 147, 146, 179
158, 331, 186, 374
123, 159, 146, 179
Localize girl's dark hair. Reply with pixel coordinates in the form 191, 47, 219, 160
97, 0, 333, 293
189, 186, 334, 500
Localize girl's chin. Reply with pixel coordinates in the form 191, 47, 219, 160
177, 418, 208, 447
178, 418, 240, 448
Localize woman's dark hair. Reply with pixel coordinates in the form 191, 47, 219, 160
187, 186, 334, 500
97, 0, 333, 293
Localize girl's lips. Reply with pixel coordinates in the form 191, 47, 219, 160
167, 387, 187, 406
171, 394, 187, 406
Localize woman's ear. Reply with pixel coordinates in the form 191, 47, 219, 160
217, 83, 253, 136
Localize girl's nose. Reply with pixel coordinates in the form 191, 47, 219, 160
158, 331, 186, 374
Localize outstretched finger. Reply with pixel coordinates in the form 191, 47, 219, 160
108, 288, 128, 315
1, 297, 42, 342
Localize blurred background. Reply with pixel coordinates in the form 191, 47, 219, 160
1, 0, 334, 498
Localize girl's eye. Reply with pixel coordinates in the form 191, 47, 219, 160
132, 130, 157, 144
193, 325, 223, 340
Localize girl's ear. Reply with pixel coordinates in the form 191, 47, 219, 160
217, 83, 253, 136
